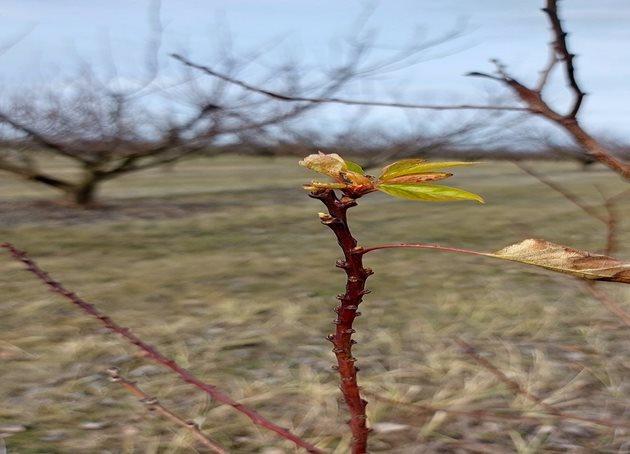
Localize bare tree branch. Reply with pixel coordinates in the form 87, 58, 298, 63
542, 0, 585, 117
106, 367, 230, 454
456, 338, 630, 430
367, 389, 630, 431
0, 112, 89, 164
514, 162, 606, 223
583, 282, 630, 327
172, 54, 529, 113
469, 0, 630, 179
0, 157, 73, 192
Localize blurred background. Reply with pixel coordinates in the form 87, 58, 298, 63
1, 1, 629, 453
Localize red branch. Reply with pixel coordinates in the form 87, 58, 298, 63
1, 243, 324, 454
309, 189, 372, 454
360, 243, 489, 258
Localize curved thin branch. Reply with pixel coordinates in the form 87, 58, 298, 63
583, 282, 630, 327
514, 162, 606, 223
106, 367, 230, 454
456, 338, 630, 430
172, 54, 529, 113
367, 390, 630, 430
359, 243, 489, 258
0, 112, 87, 163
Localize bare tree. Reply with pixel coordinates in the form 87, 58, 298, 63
0, 4, 474, 206
0, 48, 369, 206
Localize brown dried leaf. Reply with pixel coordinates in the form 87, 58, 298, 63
491, 239, 630, 283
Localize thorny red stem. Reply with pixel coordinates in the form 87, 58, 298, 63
309, 189, 372, 454
1, 243, 324, 454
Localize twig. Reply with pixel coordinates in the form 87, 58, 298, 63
1, 243, 325, 454
514, 162, 605, 223
455, 338, 630, 430
455, 339, 556, 413
366, 391, 546, 425
535, 47, 559, 92
106, 367, 230, 454
595, 187, 628, 256
583, 282, 630, 327
542, 0, 585, 118
515, 163, 624, 257
369, 389, 630, 431
602, 196, 618, 256
359, 243, 489, 258
171, 54, 529, 113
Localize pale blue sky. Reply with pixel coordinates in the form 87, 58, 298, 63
1, 1, 629, 144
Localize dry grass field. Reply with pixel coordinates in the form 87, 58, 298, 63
1, 156, 629, 453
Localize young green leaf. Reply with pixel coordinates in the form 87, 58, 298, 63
379, 159, 478, 180
490, 239, 630, 283
380, 172, 452, 185
377, 183, 485, 203
344, 160, 365, 175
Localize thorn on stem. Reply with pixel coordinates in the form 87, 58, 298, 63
141, 397, 159, 406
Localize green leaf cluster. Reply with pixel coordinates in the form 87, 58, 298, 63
300, 153, 484, 203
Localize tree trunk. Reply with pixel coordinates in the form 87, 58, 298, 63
67, 175, 101, 207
